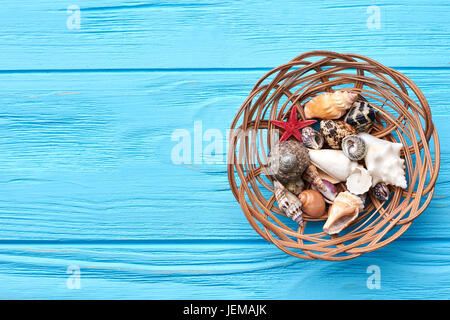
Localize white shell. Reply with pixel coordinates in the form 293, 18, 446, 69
274, 181, 303, 224
358, 133, 407, 189
346, 165, 372, 195
308, 149, 359, 182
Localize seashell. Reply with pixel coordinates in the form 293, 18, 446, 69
342, 135, 367, 161
298, 190, 326, 218
267, 140, 310, 185
346, 165, 372, 195
304, 90, 359, 119
323, 191, 364, 235
358, 133, 407, 188
301, 127, 324, 150
319, 120, 357, 150
302, 164, 326, 192
372, 182, 390, 201
315, 166, 341, 184
311, 179, 338, 203
308, 149, 359, 182
274, 181, 303, 224
344, 101, 377, 133
285, 179, 305, 196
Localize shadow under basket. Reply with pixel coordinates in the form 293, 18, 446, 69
227, 51, 440, 261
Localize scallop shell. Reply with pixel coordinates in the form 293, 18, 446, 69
346, 165, 372, 195
298, 190, 326, 218
323, 191, 364, 235
308, 149, 359, 182
344, 101, 376, 132
342, 135, 367, 161
302, 164, 326, 192
358, 133, 407, 188
304, 90, 359, 119
372, 182, 390, 201
274, 181, 303, 224
267, 140, 310, 184
301, 127, 324, 150
319, 120, 357, 150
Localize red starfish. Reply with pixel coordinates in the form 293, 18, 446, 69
270, 106, 317, 142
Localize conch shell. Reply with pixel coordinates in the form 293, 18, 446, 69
274, 181, 303, 224
308, 149, 359, 182
304, 90, 359, 119
323, 191, 364, 235
358, 133, 407, 188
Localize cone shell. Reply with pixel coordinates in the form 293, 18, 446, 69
298, 190, 326, 218
304, 90, 359, 119
344, 101, 376, 132
323, 191, 364, 235
274, 181, 303, 224
301, 126, 324, 150
267, 140, 310, 185
319, 120, 357, 150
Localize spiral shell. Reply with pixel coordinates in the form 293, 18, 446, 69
302, 164, 326, 192
285, 179, 305, 196
344, 101, 376, 132
274, 181, 303, 224
372, 182, 390, 201
319, 120, 357, 150
301, 127, 324, 150
342, 135, 367, 161
304, 90, 359, 119
267, 140, 310, 184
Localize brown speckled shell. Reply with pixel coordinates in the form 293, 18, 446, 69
319, 120, 357, 150
267, 140, 310, 184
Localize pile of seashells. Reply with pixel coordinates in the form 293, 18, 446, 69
268, 90, 407, 235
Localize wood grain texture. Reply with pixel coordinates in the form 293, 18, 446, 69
0, 1, 449, 69
0, 241, 448, 299
0, 0, 449, 299
0, 70, 447, 242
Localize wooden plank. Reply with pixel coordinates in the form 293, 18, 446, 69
0, 69, 447, 242
1, 0, 449, 69
0, 241, 448, 299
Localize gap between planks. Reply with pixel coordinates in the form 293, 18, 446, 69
1, 66, 450, 74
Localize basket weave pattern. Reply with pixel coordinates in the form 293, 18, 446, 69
227, 51, 440, 261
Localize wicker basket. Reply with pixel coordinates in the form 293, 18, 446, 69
227, 51, 440, 261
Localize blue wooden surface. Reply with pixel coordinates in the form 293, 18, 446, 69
0, 1, 449, 299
